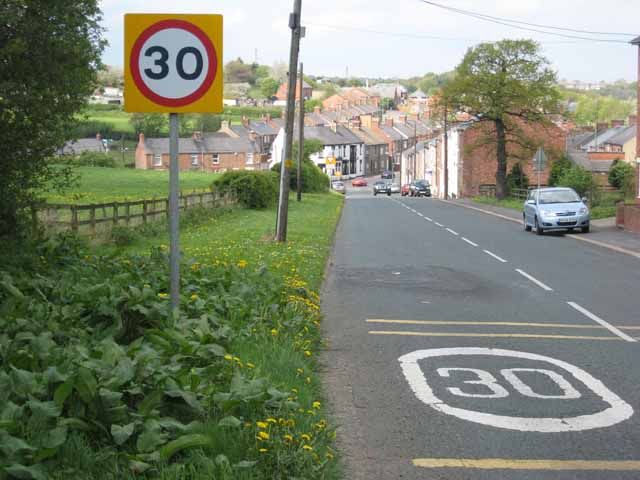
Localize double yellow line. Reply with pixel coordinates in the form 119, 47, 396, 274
413, 458, 640, 471
366, 319, 640, 341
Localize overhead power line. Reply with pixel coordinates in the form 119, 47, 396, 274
418, 0, 633, 44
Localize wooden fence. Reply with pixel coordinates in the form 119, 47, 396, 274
34, 190, 235, 236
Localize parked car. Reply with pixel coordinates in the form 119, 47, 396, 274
381, 171, 394, 180
401, 184, 411, 196
389, 183, 401, 194
351, 177, 368, 187
373, 180, 391, 196
332, 181, 345, 194
409, 180, 431, 197
523, 187, 590, 235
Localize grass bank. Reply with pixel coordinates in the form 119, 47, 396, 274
1, 192, 344, 479
46, 167, 219, 204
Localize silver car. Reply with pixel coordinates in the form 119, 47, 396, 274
523, 187, 590, 235
389, 182, 401, 194
332, 181, 345, 194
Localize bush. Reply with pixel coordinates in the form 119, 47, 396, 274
557, 165, 596, 197
74, 151, 117, 168
110, 225, 137, 246
506, 163, 529, 193
212, 171, 279, 209
271, 160, 330, 193
608, 160, 635, 189
548, 155, 573, 187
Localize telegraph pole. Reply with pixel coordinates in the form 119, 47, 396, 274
413, 121, 418, 182
443, 103, 449, 199
276, 0, 303, 241
297, 62, 304, 202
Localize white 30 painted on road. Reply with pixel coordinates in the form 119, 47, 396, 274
399, 348, 633, 432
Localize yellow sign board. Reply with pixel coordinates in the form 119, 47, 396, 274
326, 157, 336, 165
124, 14, 223, 113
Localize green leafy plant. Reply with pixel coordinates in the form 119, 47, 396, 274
548, 155, 573, 186
212, 171, 278, 209
557, 165, 596, 197
608, 160, 635, 189
506, 163, 529, 193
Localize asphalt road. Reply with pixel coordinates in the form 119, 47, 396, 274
321, 181, 640, 480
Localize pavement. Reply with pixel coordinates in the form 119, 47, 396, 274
321, 182, 640, 480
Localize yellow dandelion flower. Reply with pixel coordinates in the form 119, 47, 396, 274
302, 445, 313, 451
256, 421, 268, 429
266, 418, 277, 424
283, 434, 293, 442
304, 350, 312, 357
296, 368, 304, 375
190, 293, 199, 301
258, 448, 268, 453
157, 293, 169, 299
301, 434, 311, 442
257, 431, 270, 440
224, 354, 233, 361
237, 259, 248, 268
312, 401, 321, 409
326, 452, 334, 459
306, 377, 311, 384
270, 328, 278, 336
291, 388, 298, 393
246, 362, 255, 369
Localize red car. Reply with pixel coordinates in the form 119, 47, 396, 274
351, 178, 368, 187
401, 184, 411, 196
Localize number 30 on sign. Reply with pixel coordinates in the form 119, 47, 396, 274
124, 14, 223, 113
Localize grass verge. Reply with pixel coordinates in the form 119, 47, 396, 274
1, 193, 344, 479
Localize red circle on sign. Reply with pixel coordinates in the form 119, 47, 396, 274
130, 19, 217, 107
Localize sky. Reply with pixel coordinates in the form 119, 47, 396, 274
101, 0, 640, 82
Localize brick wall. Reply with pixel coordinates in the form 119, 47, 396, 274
459, 119, 566, 197
141, 152, 252, 172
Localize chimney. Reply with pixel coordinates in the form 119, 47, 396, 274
596, 122, 609, 132
611, 119, 625, 128
241, 116, 249, 127
138, 132, 145, 145
330, 121, 337, 133
314, 106, 321, 114
385, 118, 394, 127
629, 115, 637, 125
192, 131, 202, 141
96, 133, 102, 141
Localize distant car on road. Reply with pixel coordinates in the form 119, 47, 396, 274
401, 184, 411, 196
389, 183, 401, 194
409, 180, 431, 197
523, 187, 590, 235
332, 181, 345, 194
381, 171, 394, 180
373, 180, 391, 196
351, 177, 368, 187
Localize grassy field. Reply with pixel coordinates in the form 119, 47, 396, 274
85, 109, 135, 133
46, 167, 219, 204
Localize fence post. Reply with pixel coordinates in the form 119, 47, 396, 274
113, 203, 118, 227
71, 206, 78, 233
125, 202, 130, 226
142, 200, 148, 224
89, 206, 96, 236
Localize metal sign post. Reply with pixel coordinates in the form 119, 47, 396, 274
124, 14, 223, 314
534, 147, 547, 190
169, 113, 180, 312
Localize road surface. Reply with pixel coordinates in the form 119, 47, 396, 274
322, 182, 640, 479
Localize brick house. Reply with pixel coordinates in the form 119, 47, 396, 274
433, 118, 566, 198
349, 119, 389, 176
59, 134, 106, 155
135, 132, 267, 172
275, 79, 312, 101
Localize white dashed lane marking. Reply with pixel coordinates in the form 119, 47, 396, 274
515, 269, 553, 292
462, 237, 478, 247
483, 250, 508, 263
446, 228, 459, 236
435, 222, 444, 227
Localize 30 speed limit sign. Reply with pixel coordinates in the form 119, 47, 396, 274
124, 14, 223, 113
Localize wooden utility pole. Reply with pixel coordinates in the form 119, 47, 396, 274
276, 0, 303, 241
413, 121, 418, 182
297, 62, 304, 202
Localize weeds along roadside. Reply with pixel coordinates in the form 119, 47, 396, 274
0, 193, 344, 479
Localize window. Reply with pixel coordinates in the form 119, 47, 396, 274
246, 153, 254, 165
153, 154, 162, 167
191, 154, 199, 166
211, 153, 220, 165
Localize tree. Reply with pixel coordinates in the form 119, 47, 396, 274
196, 114, 222, 133
259, 77, 280, 99
506, 163, 529, 193
380, 98, 395, 111
548, 155, 573, 186
270, 61, 288, 83
225, 57, 254, 83
608, 160, 635, 189
305, 98, 322, 113
130, 113, 165, 137
442, 40, 560, 199
557, 165, 595, 197
0, 0, 105, 237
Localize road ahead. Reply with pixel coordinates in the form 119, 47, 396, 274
322, 183, 640, 480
